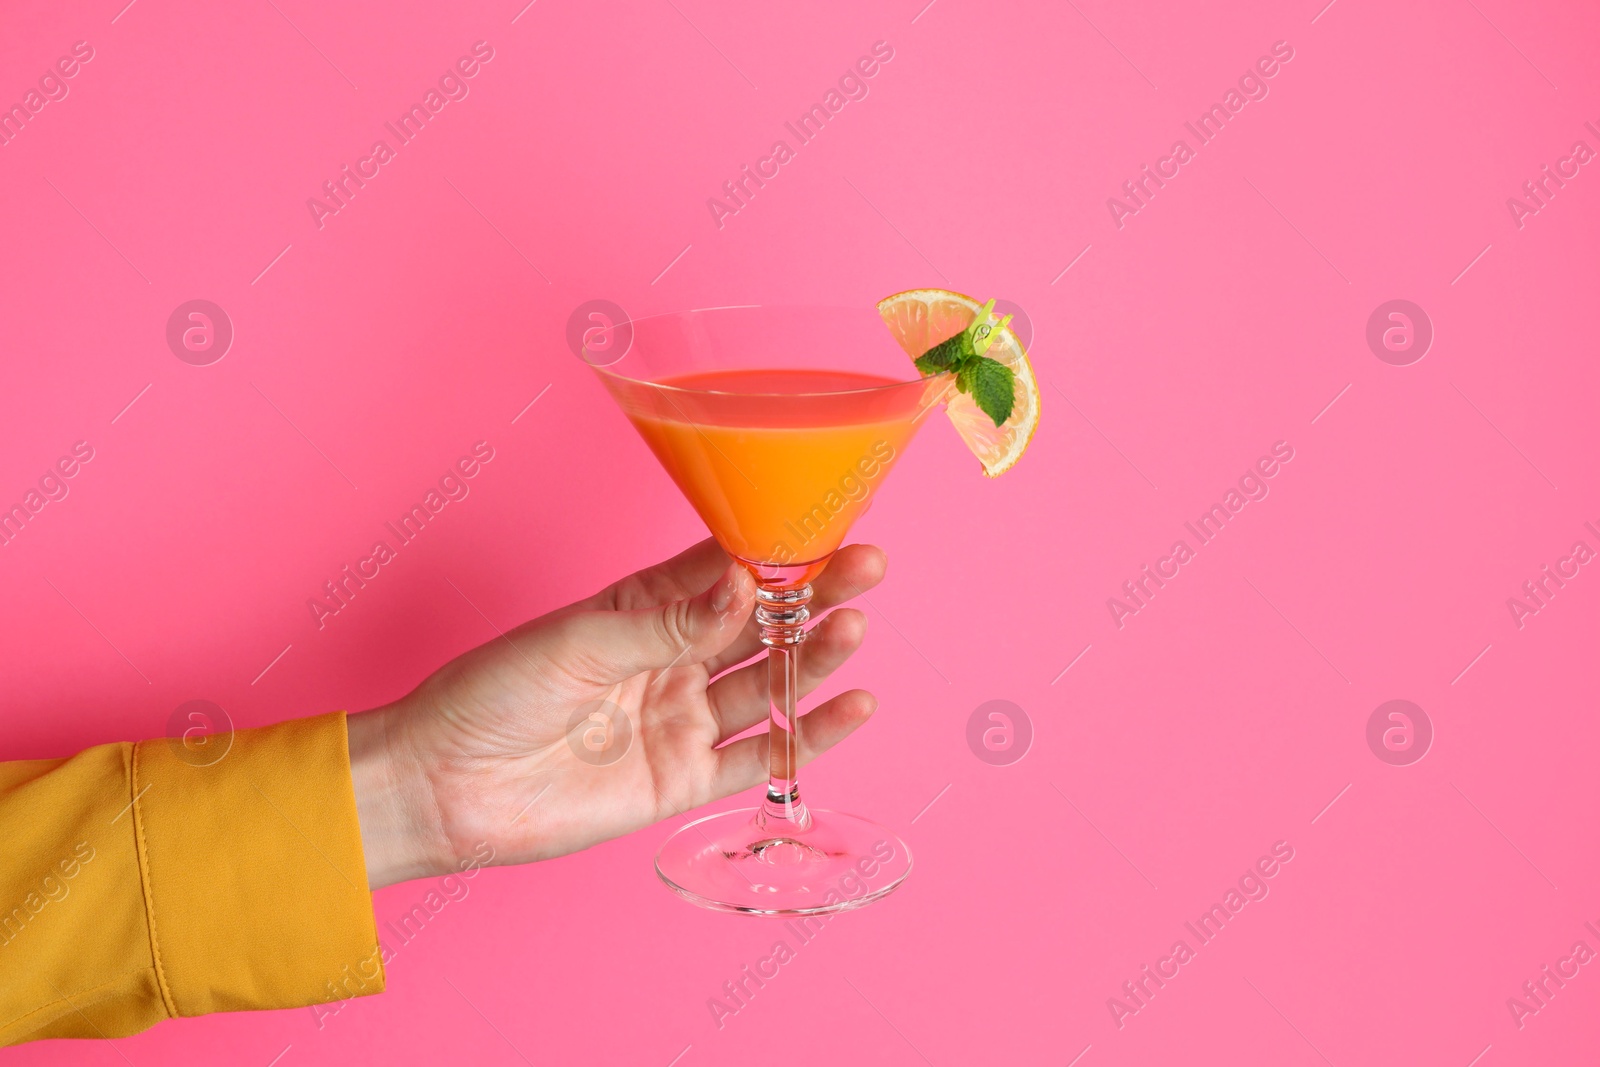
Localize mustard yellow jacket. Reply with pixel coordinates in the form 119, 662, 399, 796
0, 713, 383, 1047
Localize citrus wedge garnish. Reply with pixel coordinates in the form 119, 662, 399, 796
876, 288, 1040, 477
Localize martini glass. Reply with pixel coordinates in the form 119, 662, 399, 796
591, 305, 949, 915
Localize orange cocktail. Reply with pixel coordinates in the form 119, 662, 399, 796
617, 368, 934, 585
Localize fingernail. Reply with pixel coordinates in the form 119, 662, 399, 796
710, 568, 736, 614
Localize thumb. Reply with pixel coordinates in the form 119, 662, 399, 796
560, 562, 756, 683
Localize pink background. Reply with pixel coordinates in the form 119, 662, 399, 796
3, 0, 1598, 1063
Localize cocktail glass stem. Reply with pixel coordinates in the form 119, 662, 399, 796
755, 583, 814, 832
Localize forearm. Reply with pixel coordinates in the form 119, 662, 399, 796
347, 704, 451, 890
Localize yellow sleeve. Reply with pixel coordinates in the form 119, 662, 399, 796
0, 711, 384, 1047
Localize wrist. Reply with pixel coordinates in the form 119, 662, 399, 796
347, 706, 449, 889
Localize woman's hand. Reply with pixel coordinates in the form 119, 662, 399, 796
347, 538, 887, 889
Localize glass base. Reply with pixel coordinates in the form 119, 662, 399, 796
655, 807, 913, 916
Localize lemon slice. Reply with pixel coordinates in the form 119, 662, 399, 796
876, 288, 1040, 477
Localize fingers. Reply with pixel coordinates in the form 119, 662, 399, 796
811, 544, 888, 617
573, 538, 732, 614
703, 543, 888, 676
705, 608, 868, 744
552, 562, 756, 685
708, 689, 879, 799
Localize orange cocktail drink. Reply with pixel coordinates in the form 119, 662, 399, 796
611, 368, 936, 586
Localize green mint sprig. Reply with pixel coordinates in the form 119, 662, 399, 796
913, 298, 1016, 427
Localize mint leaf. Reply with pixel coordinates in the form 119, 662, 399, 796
968, 356, 1015, 427
955, 358, 977, 395
909, 301, 1015, 426
914, 331, 969, 376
